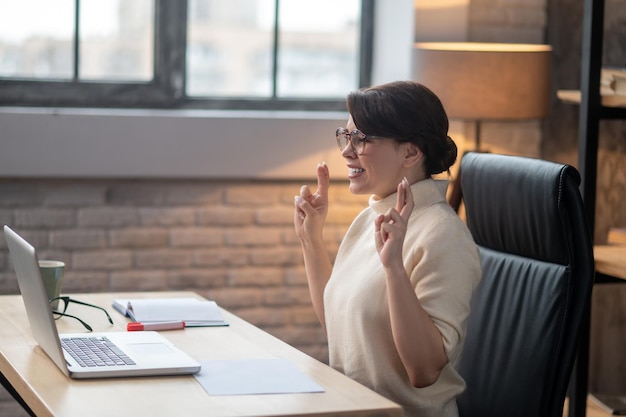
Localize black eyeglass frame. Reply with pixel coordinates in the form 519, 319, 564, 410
49, 296, 114, 332
335, 127, 383, 155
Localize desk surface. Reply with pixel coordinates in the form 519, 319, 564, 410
563, 396, 616, 417
594, 244, 626, 281
0, 291, 401, 417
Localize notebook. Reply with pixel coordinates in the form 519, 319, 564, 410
112, 297, 228, 327
4, 225, 201, 379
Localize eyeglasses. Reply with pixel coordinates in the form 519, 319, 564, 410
336, 127, 383, 155
50, 296, 114, 332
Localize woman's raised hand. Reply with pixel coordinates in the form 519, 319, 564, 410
294, 162, 330, 242
375, 177, 414, 269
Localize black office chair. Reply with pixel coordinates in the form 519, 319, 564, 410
456, 152, 595, 417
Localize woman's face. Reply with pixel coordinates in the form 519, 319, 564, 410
341, 116, 411, 198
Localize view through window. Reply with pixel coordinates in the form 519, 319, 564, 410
0, 0, 75, 79
0, 0, 366, 108
0, 0, 153, 81
186, 0, 360, 99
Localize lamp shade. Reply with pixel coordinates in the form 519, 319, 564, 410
413, 42, 552, 120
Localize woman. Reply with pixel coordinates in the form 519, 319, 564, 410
293, 81, 481, 417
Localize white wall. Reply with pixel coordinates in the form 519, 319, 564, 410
371, 0, 414, 85
0, 108, 347, 179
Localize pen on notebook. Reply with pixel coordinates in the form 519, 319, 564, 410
127, 321, 186, 331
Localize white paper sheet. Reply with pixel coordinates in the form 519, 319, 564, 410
194, 358, 325, 395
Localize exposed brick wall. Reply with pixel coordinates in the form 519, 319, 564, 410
0, 179, 369, 366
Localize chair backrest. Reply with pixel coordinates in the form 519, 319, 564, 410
456, 152, 595, 417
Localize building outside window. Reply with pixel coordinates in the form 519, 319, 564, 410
0, 0, 372, 111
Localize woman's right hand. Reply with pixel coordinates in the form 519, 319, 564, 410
294, 162, 330, 242
293, 162, 332, 329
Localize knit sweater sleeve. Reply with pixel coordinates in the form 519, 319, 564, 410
405, 205, 482, 363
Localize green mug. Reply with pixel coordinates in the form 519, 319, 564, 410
39, 260, 65, 310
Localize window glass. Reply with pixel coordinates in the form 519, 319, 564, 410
79, 0, 154, 81
0, 0, 74, 79
0, 0, 367, 108
187, 0, 275, 97
276, 0, 360, 98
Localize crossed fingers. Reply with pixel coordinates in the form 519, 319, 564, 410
376, 177, 413, 244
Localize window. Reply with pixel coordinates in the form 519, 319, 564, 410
0, 0, 374, 111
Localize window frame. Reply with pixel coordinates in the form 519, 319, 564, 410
0, 0, 374, 111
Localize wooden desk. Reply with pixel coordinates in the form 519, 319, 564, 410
563, 396, 616, 417
0, 291, 402, 417
590, 245, 626, 415
594, 244, 626, 281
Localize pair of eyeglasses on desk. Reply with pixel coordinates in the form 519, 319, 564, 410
49, 296, 113, 332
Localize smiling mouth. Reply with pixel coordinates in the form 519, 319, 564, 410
349, 167, 364, 175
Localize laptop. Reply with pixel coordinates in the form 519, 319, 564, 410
4, 225, 201, 379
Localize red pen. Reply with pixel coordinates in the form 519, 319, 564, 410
127, 321, 186, 331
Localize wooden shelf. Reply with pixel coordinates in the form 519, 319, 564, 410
558, 90, 626, 108
558, 90, 626, 119
566, 1, 626, 416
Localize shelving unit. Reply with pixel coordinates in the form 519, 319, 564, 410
568, 1, 626, 417
577, 0, 626, 233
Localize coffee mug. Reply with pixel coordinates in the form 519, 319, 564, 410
39, 260, 65, 310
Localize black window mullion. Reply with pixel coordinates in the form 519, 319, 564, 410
73, 0, 80, 80
359, 0, 375, 89
272, 0, 280, 99
154, 0, 187, 104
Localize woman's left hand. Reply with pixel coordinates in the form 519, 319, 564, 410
375, 177, 414, 269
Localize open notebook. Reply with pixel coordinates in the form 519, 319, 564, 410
112, 297, 228, 327
4, 225, 201, 379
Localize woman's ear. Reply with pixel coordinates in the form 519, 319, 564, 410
403, 143, 424, 167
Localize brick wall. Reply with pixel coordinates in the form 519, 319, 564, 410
0, 178, 369, 364
0, 179, 365, 415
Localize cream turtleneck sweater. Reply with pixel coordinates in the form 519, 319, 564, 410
324, 179, 481, 417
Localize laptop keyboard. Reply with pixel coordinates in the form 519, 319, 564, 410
61, 336, 136, 368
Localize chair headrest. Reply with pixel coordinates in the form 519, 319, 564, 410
461, 152, 581, 265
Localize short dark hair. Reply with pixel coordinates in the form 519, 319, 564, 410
346, 80, 457, 176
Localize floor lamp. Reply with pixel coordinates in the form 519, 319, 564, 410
412, 42, 552, 211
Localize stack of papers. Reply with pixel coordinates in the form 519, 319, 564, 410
195, 358, 324, 395
112, 297, 228, 327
